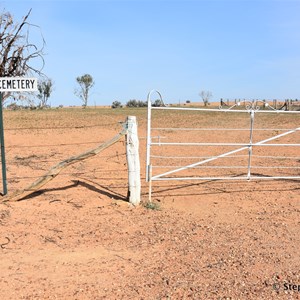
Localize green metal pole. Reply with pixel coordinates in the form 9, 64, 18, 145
0, 92, 7, 195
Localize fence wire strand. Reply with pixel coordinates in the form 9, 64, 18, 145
6, 140, 124, 149
2, 117, 129, 188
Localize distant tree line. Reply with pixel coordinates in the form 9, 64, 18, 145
111, 99, 164, 109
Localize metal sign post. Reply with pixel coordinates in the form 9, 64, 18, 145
0, 77, 37, 195
0, 92, 7, 195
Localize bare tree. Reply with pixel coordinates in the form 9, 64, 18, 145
199, 90, 212, 106
0, 9, 45, 102
74, 74, 95, 108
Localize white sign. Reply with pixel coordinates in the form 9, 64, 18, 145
0, 77, 38, 92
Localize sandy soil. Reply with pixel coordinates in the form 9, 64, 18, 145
0, 107, 299, 299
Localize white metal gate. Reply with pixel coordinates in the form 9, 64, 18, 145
146, 90, 300, 200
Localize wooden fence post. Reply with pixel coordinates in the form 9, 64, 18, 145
126, 116, 141, 205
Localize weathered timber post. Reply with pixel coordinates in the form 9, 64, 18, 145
126, 116, 141, 205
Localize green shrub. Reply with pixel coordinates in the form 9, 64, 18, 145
111, 101, 122, 109
126, 99, 147, 107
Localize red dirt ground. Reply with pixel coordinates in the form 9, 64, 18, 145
0, 107, 299, 299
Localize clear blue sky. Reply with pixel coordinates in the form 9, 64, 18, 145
2, 0, 300, 106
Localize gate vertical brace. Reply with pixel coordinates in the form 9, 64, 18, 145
0, 92, 7, 195
146, 91, 152, 201
247, 109, 255, 179
146, 92, 152, 182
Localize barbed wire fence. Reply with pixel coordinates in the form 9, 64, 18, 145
1, 114, 144, 204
